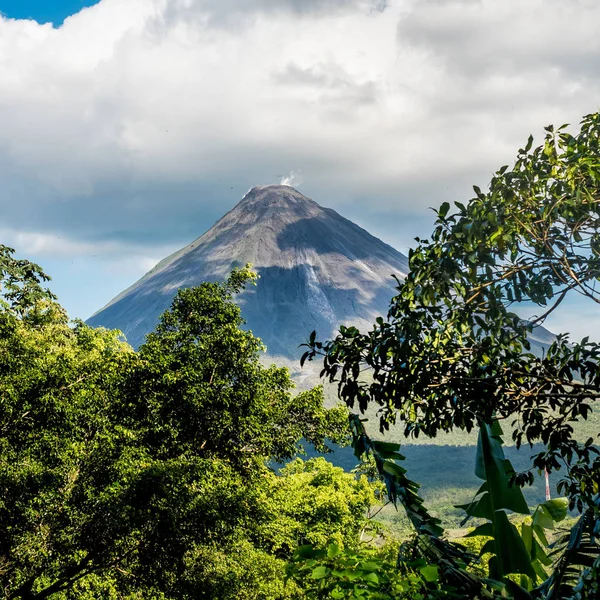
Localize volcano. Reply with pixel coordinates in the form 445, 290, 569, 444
87, 185, 409, 359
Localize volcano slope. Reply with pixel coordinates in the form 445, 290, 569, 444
88, 185, 409, 362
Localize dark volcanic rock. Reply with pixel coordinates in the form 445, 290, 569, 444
87, 185, 409, 359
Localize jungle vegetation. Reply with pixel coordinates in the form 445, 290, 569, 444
0, 256, 376, 599
301, 112, 600, 598
2, 111, 600, 599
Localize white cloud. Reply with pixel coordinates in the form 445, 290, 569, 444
0, 226, 174, 279
0, 0, 599, 256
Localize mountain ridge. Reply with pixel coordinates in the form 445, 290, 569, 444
87, 185, 410, 356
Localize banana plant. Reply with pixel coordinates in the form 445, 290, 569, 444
519, 497, 569, 587
349, 414, 597, 599
458, 419, 588, 598
348, 414, 497, 598
458, 420, 536, 582
534, 500, 600, 600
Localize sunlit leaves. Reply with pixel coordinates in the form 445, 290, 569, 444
0, 260, 356, 599
287, 542, 448, 599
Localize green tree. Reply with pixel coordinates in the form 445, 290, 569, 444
287, 541, 450, 599
303, 112, 600, 597
0, 251, 360, 599
0, 251, 138, 598
0, 244, 55, 313
184, 457, 379, 600
135, 269, 349, 466
260, 457, 377, 554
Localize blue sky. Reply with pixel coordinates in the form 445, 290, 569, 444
0, 0, 599, 340
0, 1, 100, 25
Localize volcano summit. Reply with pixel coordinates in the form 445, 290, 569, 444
87, 185, 409, 358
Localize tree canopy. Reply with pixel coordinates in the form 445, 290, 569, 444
303, 112, 600, 598
0, 253, 371, 599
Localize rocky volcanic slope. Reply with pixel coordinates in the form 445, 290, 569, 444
87, 185, 410, 359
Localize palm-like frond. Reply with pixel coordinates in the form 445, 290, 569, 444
349, 414, 500, 598
535, 507, 600, 599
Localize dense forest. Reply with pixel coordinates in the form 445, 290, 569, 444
1, 113, 599, 598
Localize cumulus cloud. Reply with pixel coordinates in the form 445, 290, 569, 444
0, 226, 168, 260
1, 0, 599, 263
161, 0, 388, 29
0, 225, 175, 278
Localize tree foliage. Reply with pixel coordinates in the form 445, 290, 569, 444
287, 541, 453, 599
303, 112, 600, 597
0, 251, 368, 599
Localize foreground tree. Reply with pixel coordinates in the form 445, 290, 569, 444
0, 250, 368, 599
0, 250, 138, 598
303, 112, 600, 597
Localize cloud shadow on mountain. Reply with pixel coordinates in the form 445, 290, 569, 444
240, 262, 391, 358
274, 213, 409, 271
88, 260, 395, 358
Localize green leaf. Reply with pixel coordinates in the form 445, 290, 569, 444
311, 566, 328, 580
493, 511, 536, 579
419, 565, 439, 582
438, 201, 450, 218
372, 440, 405, 460
525, 134, 534, 152
538, 497, 568, 523
459, 490, 492, 520
362, 572, 379, 584
532, 558, 549, 582
475, 422, 530, 515
358, 562, 380, 572
465, 523, 494, 538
